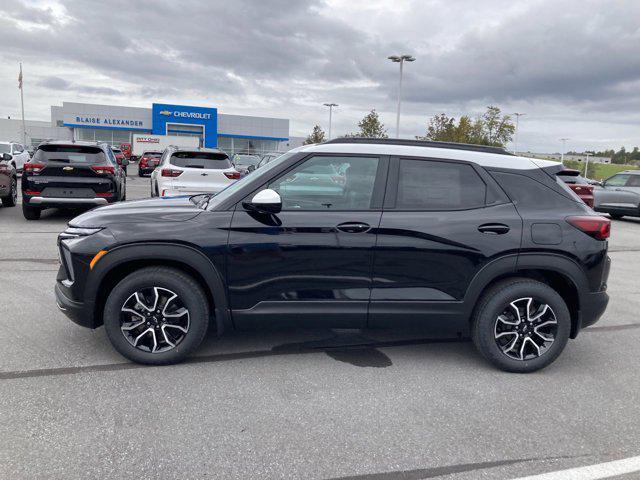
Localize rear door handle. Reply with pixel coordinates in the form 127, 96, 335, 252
478, 223, 510, 235
336, 222, 371, 233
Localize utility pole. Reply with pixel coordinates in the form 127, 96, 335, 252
584, 152, 592, 178
560, 138, 569, 164
388, 54, 415, 138
513, 113, 525, 154
19, 62, 27, 147
323, 103, 338, 140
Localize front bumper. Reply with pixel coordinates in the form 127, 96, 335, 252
55, 282, 97, 328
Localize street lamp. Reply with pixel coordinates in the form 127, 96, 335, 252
388, 54, 415, 138
584, 152, 592, 177
560, 138, 569, 164
323, 103, 338, 140
513, 112, 526, 154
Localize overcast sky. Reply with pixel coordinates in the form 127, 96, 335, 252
0, 0, 639, 152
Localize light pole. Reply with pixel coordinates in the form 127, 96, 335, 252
388, 54, 415, 138
584, 152, 592, 177
560, 138, 569, 164
513, 112, 525, 154
323, 103, 338, 140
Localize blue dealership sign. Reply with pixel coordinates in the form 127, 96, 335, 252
152, 103, 218, 148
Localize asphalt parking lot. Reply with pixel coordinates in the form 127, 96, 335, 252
1, 174, 640, 480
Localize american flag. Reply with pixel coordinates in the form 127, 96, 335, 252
18, 64, 23, 90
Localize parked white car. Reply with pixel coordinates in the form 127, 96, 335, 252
0, 141, 30, 172
150, 147, 240, 197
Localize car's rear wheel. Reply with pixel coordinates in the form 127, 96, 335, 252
22, 203, 41, 220
1, 177, 17, 207
103, 267, 209, 365
472, 278, 571, 373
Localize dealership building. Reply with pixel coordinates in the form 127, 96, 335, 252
0, 101, 298, 155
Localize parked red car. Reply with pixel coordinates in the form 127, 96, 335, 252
558, 169, 594, 208
138, 151, 162, 177
119, 142, 132, 160
111, 147, 128, 175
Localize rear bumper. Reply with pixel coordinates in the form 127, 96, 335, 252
26, 196, 110, 206
575, 290, 609, 335
55, 282, 97, 328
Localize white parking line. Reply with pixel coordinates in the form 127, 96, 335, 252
510, 455, 640, 480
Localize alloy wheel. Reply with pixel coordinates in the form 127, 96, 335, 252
494, 297, 558, 361
120, 287, 190, 353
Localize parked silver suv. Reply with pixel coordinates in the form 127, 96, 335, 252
594, 170, 640, 219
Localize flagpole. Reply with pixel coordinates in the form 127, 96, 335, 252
19, 62, 26, 147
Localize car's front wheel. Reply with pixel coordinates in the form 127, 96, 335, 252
472, 278, 571, 373
103, 267, 209, 364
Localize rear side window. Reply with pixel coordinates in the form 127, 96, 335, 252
395, 159, 486, 210
33, 145, 107, 164
170, 151, 231, 169
493, 171, 579, 208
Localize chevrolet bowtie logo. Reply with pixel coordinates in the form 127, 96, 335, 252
159, 110, 172, 116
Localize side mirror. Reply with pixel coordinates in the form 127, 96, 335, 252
121, 158, 130, 166
247, 164, 256, 173
2, 153, 11, 161
243, 188, 281, 214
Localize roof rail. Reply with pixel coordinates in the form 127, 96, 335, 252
324, 137, 514, 156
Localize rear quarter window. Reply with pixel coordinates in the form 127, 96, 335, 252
491, 171, 582, 208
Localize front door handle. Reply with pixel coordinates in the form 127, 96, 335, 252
336, 222, 371, 233
478, 223, 510, 235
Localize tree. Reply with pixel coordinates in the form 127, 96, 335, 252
417, 106, 515, 148
304, 125, 326, 145
348, 109, 388, 138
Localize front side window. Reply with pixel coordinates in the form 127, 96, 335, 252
269, 155, 379, 211
396, 159, 486, 210
606, 174, 630, 187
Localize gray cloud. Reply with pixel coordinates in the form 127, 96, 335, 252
0, 0, 638, 152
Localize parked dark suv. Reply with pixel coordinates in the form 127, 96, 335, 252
22, 141, 127, 220
54, 139, 610, 372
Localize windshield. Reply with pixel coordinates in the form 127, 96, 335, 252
233, 155, 261, 166
170, 151, 231, 169
0, 144, 10, 154
33, 145, 107, 164
207, 152, 297, 210
143, 152, 162, 158
558, 174, 588, 184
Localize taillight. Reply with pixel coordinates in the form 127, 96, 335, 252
224, 171, 241, 180
24, 162, 45, 174
95, 192, 114, 197
566, 216, 611, 240
91, 165, 115, 175
24, 190, 41, 195
161, 168, 183, 177
139, 157, 148, 166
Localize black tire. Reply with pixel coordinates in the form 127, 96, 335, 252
103, 267, 209, 365
22, 203, 41, 220
1, 177, 17, 207
471, 278, 571, 373
610, 213, 624, 219
138, 170, 143, 177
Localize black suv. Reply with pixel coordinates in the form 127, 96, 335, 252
22, 141, 128, 220
54, 139, 610, 372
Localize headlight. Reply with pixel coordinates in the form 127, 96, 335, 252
59, 227, 104, 238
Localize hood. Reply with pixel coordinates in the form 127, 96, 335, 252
69, 196, 202, 227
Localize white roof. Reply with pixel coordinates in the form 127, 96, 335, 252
291, 142, 561, 170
